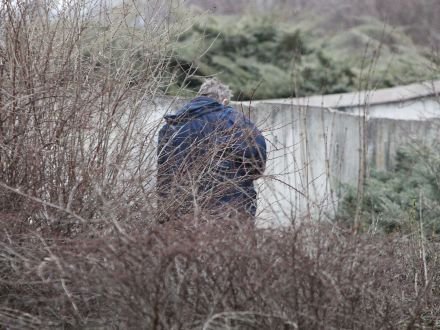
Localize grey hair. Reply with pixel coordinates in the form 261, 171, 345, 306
198, 78, 233, 103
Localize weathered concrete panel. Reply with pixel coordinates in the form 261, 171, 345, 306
248, 102, 362, 226
266, 80, 440, 110
346, 97, 440, 120
368, 118, 440, 171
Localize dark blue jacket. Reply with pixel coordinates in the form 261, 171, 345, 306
157, 97, 266, 218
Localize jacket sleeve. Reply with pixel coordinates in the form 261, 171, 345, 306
240, 120, 267, 177
246, 127, 267, 177
221, 109, 267, 178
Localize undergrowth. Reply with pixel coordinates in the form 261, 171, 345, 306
1, 218, 439, 329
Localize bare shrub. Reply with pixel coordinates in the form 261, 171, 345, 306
1, 220, 439, 329
0, 0, 191, 231
1, 1, 439, 329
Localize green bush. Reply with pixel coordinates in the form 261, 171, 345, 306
167, 13, 438, 100
337, 144, 440, 238
168, 16, 362, 100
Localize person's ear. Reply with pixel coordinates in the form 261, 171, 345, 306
222, 98, 229, 106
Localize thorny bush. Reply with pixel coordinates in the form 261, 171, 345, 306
1, 1, 440, 330
0, 0, 189, 231
1, 218, 439, 329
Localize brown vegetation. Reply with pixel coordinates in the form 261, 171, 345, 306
1, 1, 439, 329
1, 220, 439, 329
0, 0, 182, 228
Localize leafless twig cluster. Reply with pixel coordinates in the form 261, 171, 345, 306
1, 1, 439, 329
1, 220, 439, 329
0, 0, 190, 233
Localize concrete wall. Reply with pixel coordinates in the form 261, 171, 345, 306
343, 97, 440, 120
249, 102, 362, 226
249, 99, 440, 225
368, 117, 440, 171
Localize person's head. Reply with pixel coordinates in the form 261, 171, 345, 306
198, 78, 233, 105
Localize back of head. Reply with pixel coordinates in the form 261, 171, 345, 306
198, 78, 233, 104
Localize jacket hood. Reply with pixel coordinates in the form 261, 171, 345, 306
164, 97, 224, 125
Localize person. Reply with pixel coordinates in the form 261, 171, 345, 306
157, 78, 266, 222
